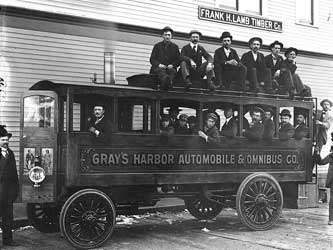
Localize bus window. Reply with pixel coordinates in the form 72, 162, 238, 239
62, 102, 81, 132
118, 98, 153, 133
294, 108, 310, 139
24, 95, 54, 128
161, 100, 198, 135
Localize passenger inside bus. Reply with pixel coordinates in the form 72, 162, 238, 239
278, 109, 295, 140
167, 105, 181, 128
175, 114, 189, 135
221, 104, 249, 137
87, 104, 113, 143
160, 114, 175, 137
198, 113, 220, 145
187, 116, 198, 135
263, 107, 276, 141
203, 107, 221, 131
294, 111, 309, 139
243, 107, 265, 141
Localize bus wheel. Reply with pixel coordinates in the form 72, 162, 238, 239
184, 197, 223, 220
27, 203, 60, 233
59, 189, 116, 249
236, 172, 283, 231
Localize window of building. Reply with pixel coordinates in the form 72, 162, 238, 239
296, 0, 315, 25
216, 0, 262, 15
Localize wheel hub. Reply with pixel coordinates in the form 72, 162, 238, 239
82, 211, 97, 224
255, 194, 268, 206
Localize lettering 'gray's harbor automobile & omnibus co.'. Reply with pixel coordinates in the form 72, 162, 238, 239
20, 80, 315, 249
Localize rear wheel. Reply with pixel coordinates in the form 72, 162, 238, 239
59, 189, 116, 249
236, 172, 283, 230
27, 203, 60, 233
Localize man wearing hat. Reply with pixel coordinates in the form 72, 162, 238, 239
150, 26, 181, 90
243, 107, 265, 141
87, 104, 114, 143
316, 99, 333, 151
198, 113, 220, 145
278, 109, 295, 140
180, 30, 216, 90
280, 47, 311, 97
294, 112, 309, 139
241, 37, 273, 93
167, 105, 182, 128
0, 125, 20, 246
160, 114, 175, 137
221, 104, 249, 137
188, 116, 198, 135
175, 114, 189, 134
214, 31, 247, 91
263, 107, 275, 141
265, 41, 284, 78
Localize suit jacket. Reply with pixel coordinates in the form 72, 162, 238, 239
244, 122, 264, 141
263, 119, 275, 141
280, 59, 297, 74
241, 51, 266, 82
87, 116, 114, 144
203, 126, 220, 145
294, 123, 309, 139
180, 43, 213, 68
264, 54, 283, 76
279, 123, 295, 140
214, 47, 241, 69
221, 116, 250, 137
0, 148, 19, 208
315, 152, 333, 188
150, 41, 180, 73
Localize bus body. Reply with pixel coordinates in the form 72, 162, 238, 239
20, 80, 315, 249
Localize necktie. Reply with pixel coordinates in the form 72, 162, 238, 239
192, 45, 196, 53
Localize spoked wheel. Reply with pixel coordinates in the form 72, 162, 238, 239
236, 172, 283, 230
60, 189, 116, 249
185, 196, 223, 220
27, 203, 60, 233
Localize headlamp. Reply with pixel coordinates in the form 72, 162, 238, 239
28, 166, 46, 187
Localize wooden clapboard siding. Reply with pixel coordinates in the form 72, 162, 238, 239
4, 0, 333, 54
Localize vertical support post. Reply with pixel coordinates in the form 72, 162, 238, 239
104, 52, 115, 85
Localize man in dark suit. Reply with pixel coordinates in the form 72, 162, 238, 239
264, 41, 284, 92
87, 104, 113, 144
150, 26, 180, 90
0, 125, 19, 246
180, 30, 216, 90
221, 105, 249, 137
263, 108, 275, 141
198, 113, 220, 145
278, 109, 295, 140
243, 107, 265, 141
241, 37, 272, 93
214, 31, 247, 91
294, 112, 309, 139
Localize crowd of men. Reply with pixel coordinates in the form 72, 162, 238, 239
150, 26, 311, 98
159, 104, 310, 145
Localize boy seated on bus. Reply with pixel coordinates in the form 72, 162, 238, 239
243, 107, 265, 141
160, 114, 175, 137
198, 113, 220, 145
87, 104, 113, 143
175, 114, 189, 134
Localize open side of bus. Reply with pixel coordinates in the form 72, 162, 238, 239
20, 80, 315, 249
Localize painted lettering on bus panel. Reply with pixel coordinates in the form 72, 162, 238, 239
198, 6, 282, 32
80, 148, 303, 172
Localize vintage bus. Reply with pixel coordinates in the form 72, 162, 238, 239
20, 80, 315, 249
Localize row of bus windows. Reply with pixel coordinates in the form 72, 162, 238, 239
23, 96, 310, 139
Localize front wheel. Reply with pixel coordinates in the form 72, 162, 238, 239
59, 189, 116, 249
236, 172, 283, 231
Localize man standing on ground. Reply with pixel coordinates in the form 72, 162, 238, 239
214, 31, 247, 91
0, 125, 19, 247
180, 30, 216, 90
150, 26, 180, 90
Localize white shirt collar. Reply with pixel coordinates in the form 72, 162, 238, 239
190, 42, 198, 50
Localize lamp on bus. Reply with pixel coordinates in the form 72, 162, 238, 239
28, 166, 46, 187
104, 52, 115, 85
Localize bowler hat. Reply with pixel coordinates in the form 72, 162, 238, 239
179, 114, 188, 121
265, 107, 275, 116
320, 99, 333, 107
220, 31, 233, 41
161, 26, 174, 35
206, 113, 218, 122
284, 47, 298, 57
0, 125, 12, 138
269, 40, 283, 50
248, 37, 263, 46
187, 116, 197, 123
279, 109, 292, 117
189, 30, 202, 37
167, 105, 182, 112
